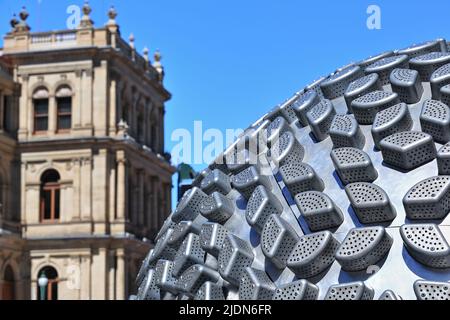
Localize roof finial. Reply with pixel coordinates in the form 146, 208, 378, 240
152, 49, 165, 83
10, 14, 19, 31
143, 47, 149, 61
14, 7, 30, 32
154, 49, 161, 62
19, 6, 29, 21
106, 5, 118, 26
129, 34, 136, 61
79, 1, 94, 28
143, 47, 150, 71
128, 33, 135, 48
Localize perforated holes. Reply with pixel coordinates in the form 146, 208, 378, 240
287, 231, 339, 278
239, 268, 276, 300
410, 52, 450, 81
365, 55, 409, 85
345, 182, 395, 224
403, 176, 450, 220
306, 99, 336, 141
325, 283, 373, 300
199, 192, 234, 224
320, 66, 364, 99
351, 91, 400, 124
273, 280, 318, 300
347, 74, 378, 92
279, 162, 324, 196
331, 148, 378, 185
391, 68, 417, 83
217, 234, 254, 286
261, 214, 299, 268
415, 281, 450, 300
438, 143, 450, 175
173, 187, 208, 223
246, 185, 282, 233
336, 227, 393, 271
420, 100, 450, 143
372, 103, 413, 148
270, 131, 305, 167
380, 131, 436, 170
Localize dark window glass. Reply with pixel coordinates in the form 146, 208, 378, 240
54, 189, 60, 219
34, 99, 49, 132
42, 190, 52, 220
57, 97, 71, 131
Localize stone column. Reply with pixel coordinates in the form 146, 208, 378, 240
74, 69, 83, 128
80, 157, 92, 220
18, 74, 29, 139
91, 248, 107, 300
93, 61, 107, 136
108, 250, 116, 300
115, 249, 125, 300
109, 77, 117, 135
72, 158, 81, 220
80, 255, 91, 300
82, 69, 93, 129
109, 155, 116, 222
116, 151, 126, 221
48, 94, 56, 134
20, 162, 26, 224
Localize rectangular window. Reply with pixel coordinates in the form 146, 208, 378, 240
57, 97, 71, 132
34, 99, 49, 133
40, 184, 60, 221
41, 189, 52, 220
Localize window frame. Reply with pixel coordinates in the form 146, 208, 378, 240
33, 98, 49, 134
56, 96, 72, 133
39, 170, 61, 223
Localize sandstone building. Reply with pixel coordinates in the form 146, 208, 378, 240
0, 4, 174, 300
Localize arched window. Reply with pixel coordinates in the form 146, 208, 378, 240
40, 170, 61, 222
33, 87, 49, 133
56, 86, 72, 132
1, 265, 15, 300
36, 266, 58, 300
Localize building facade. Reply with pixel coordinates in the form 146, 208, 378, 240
0, 4, 174, 300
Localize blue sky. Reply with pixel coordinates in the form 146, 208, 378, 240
1, 0, 450, 205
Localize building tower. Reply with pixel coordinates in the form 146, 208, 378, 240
0, 4, 174, 300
